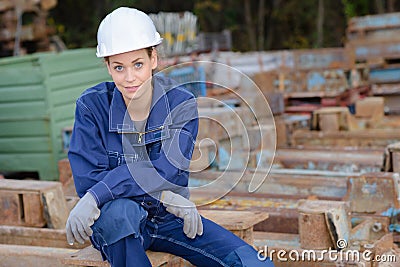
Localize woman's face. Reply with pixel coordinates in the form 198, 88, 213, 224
106, 48, 157, 104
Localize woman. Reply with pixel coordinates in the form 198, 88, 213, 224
66, 7, 274, 267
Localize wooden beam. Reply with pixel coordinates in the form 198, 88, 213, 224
0, 225, 88, 249
0, 244, 77, 267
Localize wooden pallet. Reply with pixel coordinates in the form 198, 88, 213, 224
0, 179, 68, 228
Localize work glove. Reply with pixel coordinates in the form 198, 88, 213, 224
161, 190, 203, 239
66, 192, 100, 245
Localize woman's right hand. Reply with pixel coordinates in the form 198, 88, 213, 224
161, 190, 203, 239
66, 192, 101, 244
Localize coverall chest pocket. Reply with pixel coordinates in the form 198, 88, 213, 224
107, 151, 139, 168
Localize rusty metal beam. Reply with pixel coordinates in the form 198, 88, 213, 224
190, 169, 349, 199
292, 129, 400, 148
274, 147, 383, 173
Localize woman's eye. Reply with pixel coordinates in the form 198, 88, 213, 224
134, 62, 143, 69
114, 66, 123, 71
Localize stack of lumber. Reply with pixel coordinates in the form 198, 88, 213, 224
0, 0, 57, 57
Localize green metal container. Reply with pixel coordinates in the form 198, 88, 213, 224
0, 48, 110, 180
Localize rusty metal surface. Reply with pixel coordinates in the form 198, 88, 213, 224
348, 12, 400, 31
291, 129, 400, 148
344, 172, 400, 213
191, 170, 400, 236
193, 192, 300, 211
293, 48, 350, 70
350, 215, 390, 243
299, 212, 333, 249
349, 29, 400, 43
372, 84, 400, 95
274, 147, 383, 173
347, 12, 400, 41
348, 39, 400, 61
189, 169, 349, 199
193, 192, 301, 234
370, 68, 400, 84
298, 200, 351, 250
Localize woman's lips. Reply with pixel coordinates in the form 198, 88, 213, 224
125, 86, 140, 93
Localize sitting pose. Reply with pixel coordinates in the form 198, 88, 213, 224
66, 6, 274, 267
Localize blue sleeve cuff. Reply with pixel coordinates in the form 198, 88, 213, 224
88, 181, 115, 206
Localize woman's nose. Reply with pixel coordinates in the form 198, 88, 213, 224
125, 69, 136, 82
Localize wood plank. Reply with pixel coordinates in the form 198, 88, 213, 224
0, 179, 63, 192
62, 245, 171, 267
0, 191, 24, 225
199, 210, 268, 231
42, 185, 69, 229
0, 244, 77, 267
39, 48, 106, 76
63, 246, 108, 266
45, 69, 110, 92
0, 67, 43, 86
0, 119, 49, 137
0, 225, 88, 249
23, 192, 45, 227
0, 136, 51, 153
0, 101, 47, 120
194, 192, 300, 234
199, 209, 269, 245
0, 84, 45, 103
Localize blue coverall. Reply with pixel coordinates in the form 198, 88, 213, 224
68, 74, 274, 267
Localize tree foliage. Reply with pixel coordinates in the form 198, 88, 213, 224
49, 0, 400, 52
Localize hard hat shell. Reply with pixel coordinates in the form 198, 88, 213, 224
96, 7, 163, 57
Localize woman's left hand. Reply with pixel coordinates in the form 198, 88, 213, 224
161, 190, 203, 239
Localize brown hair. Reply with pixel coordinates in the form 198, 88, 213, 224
104, 47, 154, 63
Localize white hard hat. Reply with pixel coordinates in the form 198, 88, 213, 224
96, 7, 163, 57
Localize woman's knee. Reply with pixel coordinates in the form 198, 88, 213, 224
100, 198, 146, 218
92, 198, 148, 246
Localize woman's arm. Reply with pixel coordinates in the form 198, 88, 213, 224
69, 97, 198, 207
